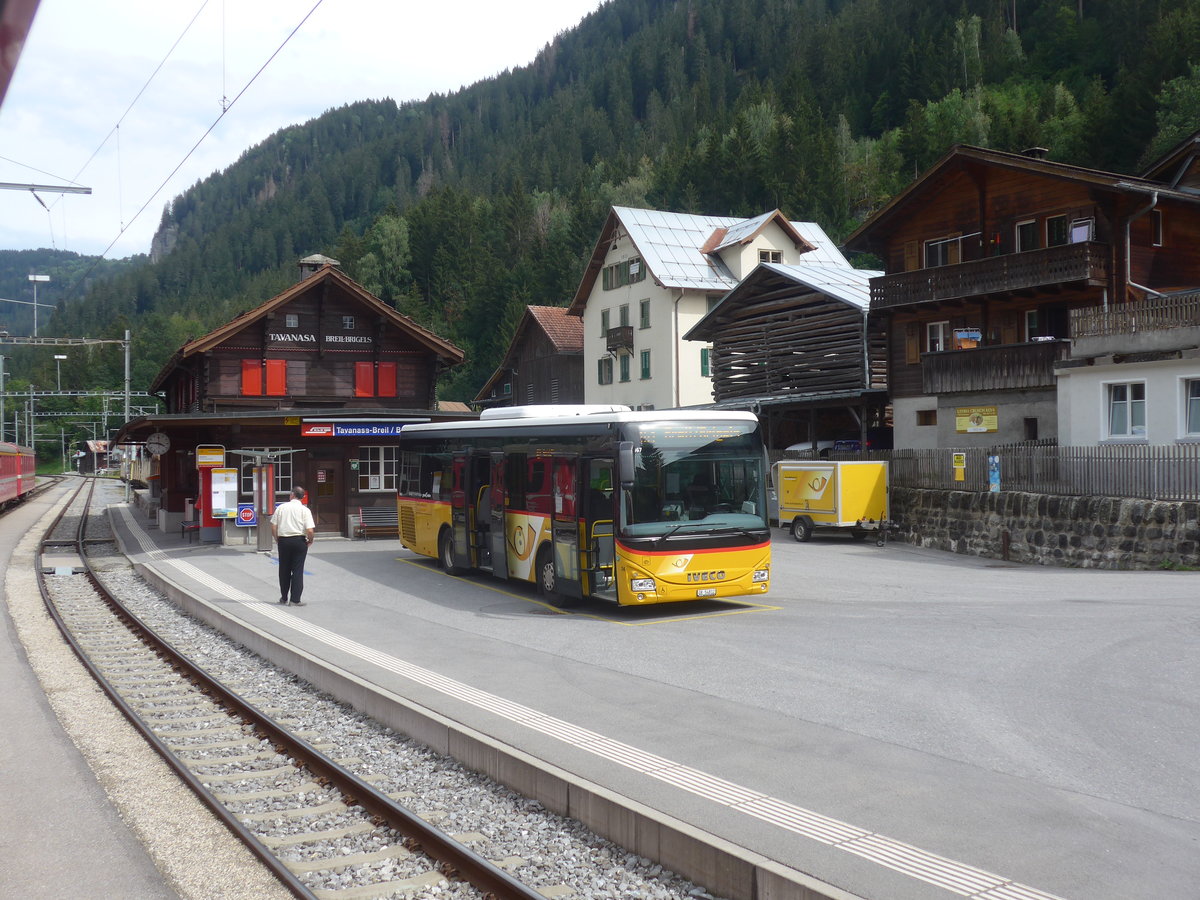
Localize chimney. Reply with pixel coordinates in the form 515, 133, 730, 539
298, 253, 341, 282
1021, 147, 1049, 160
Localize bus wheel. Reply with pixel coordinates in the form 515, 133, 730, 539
791, 518, 813, 542
536, 546, 567, 607
439, 530, 463, 576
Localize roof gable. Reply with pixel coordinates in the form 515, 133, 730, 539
1140, 129, 1200, 187
845, 144, 1200, 252
685, 263, 880, 341
150, 265, 463, 392
569, 207, 849, 314
473, 305, 582, 403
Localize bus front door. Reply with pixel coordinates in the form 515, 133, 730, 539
551, 455, 583, 601
584, 458, 616, 599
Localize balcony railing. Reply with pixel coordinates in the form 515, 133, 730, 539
872, 241, 1109, 310
922, 340, 1070, 394
606, 325, 634, 353
1071, 290, 1200, 338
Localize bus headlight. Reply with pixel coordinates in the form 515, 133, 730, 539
752, 569, 769, 583
631, 577, 656, 592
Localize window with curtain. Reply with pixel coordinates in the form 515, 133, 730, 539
1107, 382, 1146, 438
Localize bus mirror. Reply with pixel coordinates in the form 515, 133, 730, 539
618, 441, 635, 486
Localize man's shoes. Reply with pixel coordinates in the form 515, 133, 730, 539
278, 598, 288, 604
290, 601, 305, 607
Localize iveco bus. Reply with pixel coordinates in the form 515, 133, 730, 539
396, 406, 770, 606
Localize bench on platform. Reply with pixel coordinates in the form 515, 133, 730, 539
357, 506, 399, 539
181, 519, 200, 543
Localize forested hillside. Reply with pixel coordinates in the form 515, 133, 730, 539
18, 0, 1200, 400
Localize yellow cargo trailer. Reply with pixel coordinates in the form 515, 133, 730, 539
772, 459, 888, 543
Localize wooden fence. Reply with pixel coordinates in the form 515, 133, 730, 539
855, 443, 1200, 501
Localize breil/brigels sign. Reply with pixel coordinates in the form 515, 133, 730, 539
268, 333, 372, 344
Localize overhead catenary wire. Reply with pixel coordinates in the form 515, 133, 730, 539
57, 0, 326, 304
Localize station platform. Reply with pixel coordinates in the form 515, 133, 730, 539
1, 484, 175, 900
101, 494, 1199, 900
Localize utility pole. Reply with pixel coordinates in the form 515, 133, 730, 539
0, 355, 6, 442
28, 274, 49, 337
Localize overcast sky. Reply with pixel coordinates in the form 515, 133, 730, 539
0, 0, 604, 259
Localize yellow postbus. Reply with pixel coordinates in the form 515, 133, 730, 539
396, 406, 770, 606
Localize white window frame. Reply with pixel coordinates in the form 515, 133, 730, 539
1015, 219, 1038, 252
342, 315, 356, 330
927, 321, 951, 353
758, 249, 782, 263
1025, 309, 1039, 341
600, 308, 610, 337
639, 298, 650, 329
359, 445, 399, 492
1070, 217, 1094, 244
619, 303, 630, 327
238, 447, 293, 497
1184, 377, 1200, 437
619, 353, 630, 383
597, 356, 613, 385
1105, 381, 1146, 439
640, 349, 651, 380
285, 313, 299, 328
924, 236, 956, 268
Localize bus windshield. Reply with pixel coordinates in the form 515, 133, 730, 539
621, 420, 768, 537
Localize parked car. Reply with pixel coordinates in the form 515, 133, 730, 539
830, 427, 893, 453
786, 427, 893, 457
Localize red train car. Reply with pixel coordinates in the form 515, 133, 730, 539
0, 442, 36, 509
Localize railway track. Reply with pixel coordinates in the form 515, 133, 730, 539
35, 478, 552, 900
34, 478, 719, 900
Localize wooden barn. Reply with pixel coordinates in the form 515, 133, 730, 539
474, 305, 583, 408
684, 262, 886, 450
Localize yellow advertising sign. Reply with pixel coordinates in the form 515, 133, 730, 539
955, 405, 998, 433
196, 445, 226, 468
952, 451, 966, 482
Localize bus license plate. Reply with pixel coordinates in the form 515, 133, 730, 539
696, 587, 717, 597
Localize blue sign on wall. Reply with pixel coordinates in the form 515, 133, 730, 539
333, 423, 406, 437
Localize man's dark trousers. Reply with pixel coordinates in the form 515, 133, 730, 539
277, 535, 309, 603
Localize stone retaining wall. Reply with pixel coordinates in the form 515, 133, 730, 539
892, 487, 1200, 570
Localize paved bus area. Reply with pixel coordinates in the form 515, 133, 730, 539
7, 479, 1199, 900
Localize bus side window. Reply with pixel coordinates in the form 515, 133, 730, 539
507, 453, 526, 510
554, 458, 576, 517
527, 457, 551, 514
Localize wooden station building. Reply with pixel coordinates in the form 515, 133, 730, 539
116, 256, 469, 540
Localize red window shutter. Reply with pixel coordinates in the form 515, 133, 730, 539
265, 359, 288, 396
377, 361, 397, 397
355, 361, 374, 397
241, 360, 262, 396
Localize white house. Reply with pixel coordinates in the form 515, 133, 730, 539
1056, 290, 1200, 445
567, 207, 849, 409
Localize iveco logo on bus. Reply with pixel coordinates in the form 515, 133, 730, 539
687, 570, 726, 582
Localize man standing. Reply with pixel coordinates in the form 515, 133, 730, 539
271, 485, 316, 606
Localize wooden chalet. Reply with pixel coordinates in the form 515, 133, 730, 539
844, 144, 1200, 449
684, 262, 887, 449
118, 256, 468, 540
473, 305, 583, 408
